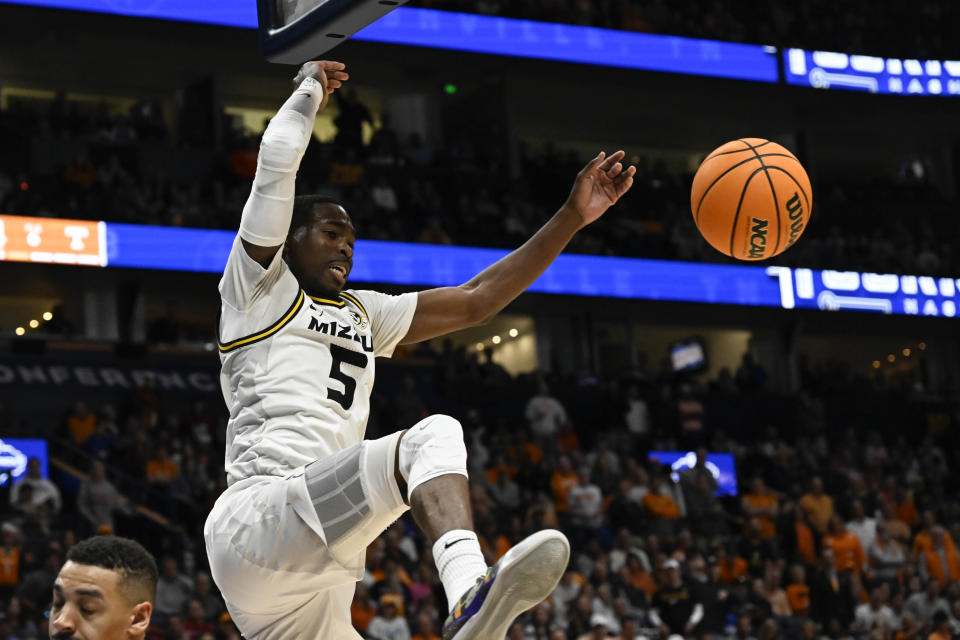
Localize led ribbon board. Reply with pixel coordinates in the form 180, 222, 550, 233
1, 2, 778, 82
785, 48, 960, 96
0, 214, 106, 266
3, 215, 958, 318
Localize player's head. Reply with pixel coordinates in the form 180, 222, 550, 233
49, 535, 157, 640
284, 195, 356, 298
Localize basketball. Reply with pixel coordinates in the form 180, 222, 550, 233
691, 138, 813, 261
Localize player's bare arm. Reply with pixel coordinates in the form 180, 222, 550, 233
240, 60, 349, 267
400, 150, 636, 344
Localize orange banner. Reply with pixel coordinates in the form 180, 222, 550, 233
0, 214, 105, 267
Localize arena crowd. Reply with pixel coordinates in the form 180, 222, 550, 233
0, 84, 956, 279
0, 339, 956, 640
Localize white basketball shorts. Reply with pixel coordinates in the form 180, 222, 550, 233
203, 430, 408, 639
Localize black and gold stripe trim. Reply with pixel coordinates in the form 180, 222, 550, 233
308, 294, 346, 308
339, 291, 369, 323
218, 290, 305, 353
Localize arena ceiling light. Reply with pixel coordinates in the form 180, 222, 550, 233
257, 0, 409, 64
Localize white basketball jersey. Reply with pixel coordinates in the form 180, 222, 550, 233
217, 236, 417, 485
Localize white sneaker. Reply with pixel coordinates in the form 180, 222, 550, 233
441, 529, 570, 639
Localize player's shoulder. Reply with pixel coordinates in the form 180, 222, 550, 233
341, 288, 415, 314
339, 288, 376, 320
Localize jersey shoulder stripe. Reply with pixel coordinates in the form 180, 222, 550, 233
308, 294, 346, 308
218, 289, 305, 353
339, 291, 369, 323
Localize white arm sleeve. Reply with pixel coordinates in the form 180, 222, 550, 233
238, 77, 323, 247
688, 603, 704, 626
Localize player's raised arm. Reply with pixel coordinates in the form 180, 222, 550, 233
238, 60, 349, 267
400, 150, 636, 345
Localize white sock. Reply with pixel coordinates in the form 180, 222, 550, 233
433, 529, 488, 612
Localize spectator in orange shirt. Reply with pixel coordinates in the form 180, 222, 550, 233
551, 455, 579, 514
521, 441, 543, 465
823, 515, 866, 576
67, 401, 97, 445
0, 523, 21, 601
791, 503, 818, 567
146, 447, 180, 485
64, 152, 98, 189
478, 520, 511, 563
923, 527, 960, 589
643, 476, 679, 537
785, 564, 811, 616
913, 511, 954, 556
742, 477, 779, 540
350, 584, 376, 636
928, 610, 950, 640
882, 500, 912, 543
509, 437, 543, 466
484, 454, 517, 485
894, 487, 919, 529
800, 476, 834, 535
712, 542, 748, 585
623, 550, 657, 599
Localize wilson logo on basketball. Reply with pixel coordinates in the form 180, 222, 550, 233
785, 193, 804, 247
691, 138, 812, 260
747, 218, 769, 258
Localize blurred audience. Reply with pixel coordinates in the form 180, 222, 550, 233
1, 86, 957, 279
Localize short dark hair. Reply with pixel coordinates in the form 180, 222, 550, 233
66, 535, 158, 605
290, 195, 347, 237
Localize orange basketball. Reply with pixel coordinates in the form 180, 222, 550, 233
691, 138, 813, 261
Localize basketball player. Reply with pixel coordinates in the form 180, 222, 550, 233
49, 535, 157, 639
203, 60, 635, 639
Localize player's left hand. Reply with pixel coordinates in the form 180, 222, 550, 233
292, 60, 350, 109
564, 150, 636, 228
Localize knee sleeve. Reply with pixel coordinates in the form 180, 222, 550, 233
302, 431, 408, 566
398, 415, 469, 500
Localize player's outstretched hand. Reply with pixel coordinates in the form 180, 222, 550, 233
564, 150, 636, 228
292, 60, 349, 109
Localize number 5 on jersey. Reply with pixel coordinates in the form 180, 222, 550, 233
328, 344, 369, 410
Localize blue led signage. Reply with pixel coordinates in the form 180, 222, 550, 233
648, 451, 738, 497
784, 48, 960, 96
104, 221, 960, 318
4, 215, 958, 318
0, 438, 48, 487
2, 2, 778, 82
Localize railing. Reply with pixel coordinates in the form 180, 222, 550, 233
49, 456, 182, 533
48, 438, 186, 534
